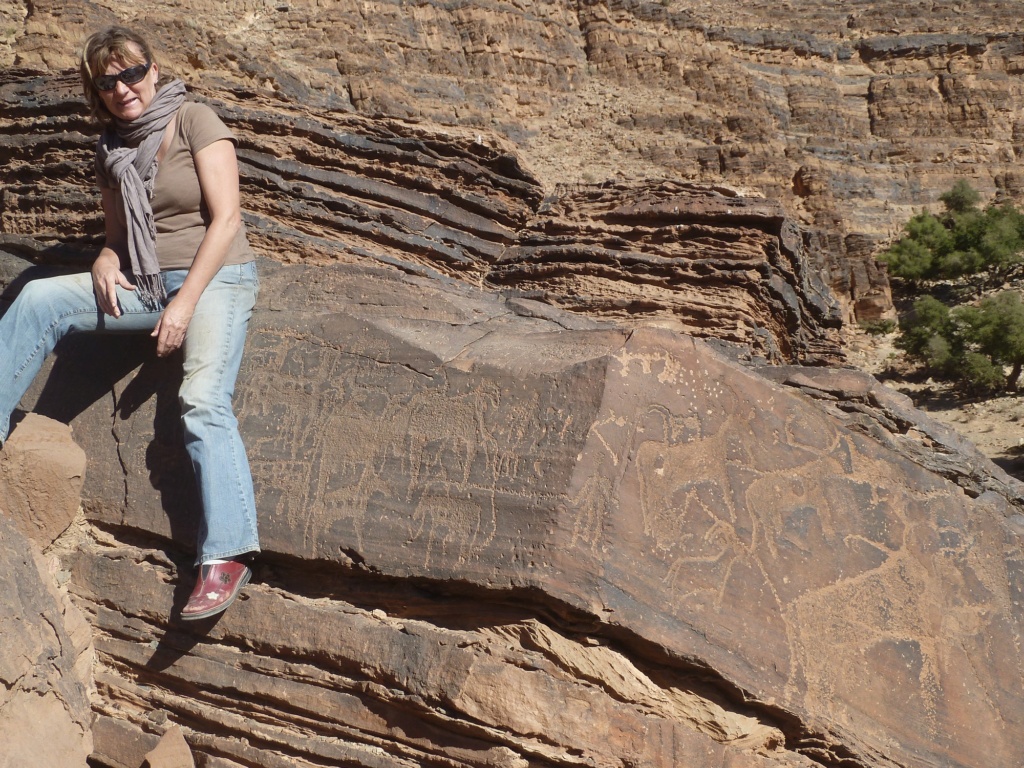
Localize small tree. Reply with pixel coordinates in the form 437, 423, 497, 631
885, 182, 1024, 392
954, 291, 1024, 388
881, 212, 951, 280
897, 291, 1024, 391
940, 178, 982, 215
881, 235, 936, 281
896, 294, 957, 371
906, 210, 954, 256
958, 351, 1007, 393
978, 203, 1024, 272
937, 181, 982, 276
880, 181, 1024, 280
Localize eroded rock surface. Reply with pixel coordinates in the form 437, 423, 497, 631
7, 0, 1024, 323
0, 71, 844, 365
0, 413, 86, 548
7, 257, 1018, 768
2, 3, 1024, 767
0, 509, 93, 768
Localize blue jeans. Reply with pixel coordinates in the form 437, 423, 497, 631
0, 262, 260, 565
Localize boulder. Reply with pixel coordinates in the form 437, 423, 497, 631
0, 413, 86, 548
24, 257, 1022, 768
0, 512, 93, 768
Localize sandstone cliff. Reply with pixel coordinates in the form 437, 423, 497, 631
0, 68, 844, 365
7, 0, 1024, 323
1, 2, 1024, 768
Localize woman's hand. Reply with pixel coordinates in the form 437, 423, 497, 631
151, 296, 195, 357
91, 249, 135, 318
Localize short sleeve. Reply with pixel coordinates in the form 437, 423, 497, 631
178, 101, 236, 155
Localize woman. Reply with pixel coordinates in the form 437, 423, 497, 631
0, 26, 259, 620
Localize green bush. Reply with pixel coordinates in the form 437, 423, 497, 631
881, 213, 948, 279
939, 178, 982, 215
954, 291, 1024, 387
978, 204, 1024, 270
958, 351, 1007, 393
879, 182, 1024, 280
906, 211, 954, 255
861, 318, 897, 336
896, 290, 1024, 391
883, 182, 1024, 391
882, 236, 935, 280
896, 295, 954, 362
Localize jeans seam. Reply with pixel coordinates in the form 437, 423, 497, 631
221, 281, 253, 543
180, 266, 258, 560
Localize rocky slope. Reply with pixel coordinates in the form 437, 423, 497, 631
1, 2, 1024, 767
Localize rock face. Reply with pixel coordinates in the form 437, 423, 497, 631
8, 0, 1024, 323
1, 3, 1024, 768
0, 71, 844, 365
0, 413, 86, 548
4, 258, 1019, 768
0, 443, 94, 768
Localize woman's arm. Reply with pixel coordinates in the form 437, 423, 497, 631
92, 185, 135, 318
151, 138, 244, 357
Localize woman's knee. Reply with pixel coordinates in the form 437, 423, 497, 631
11, 274, 95, 329
14, 276, 62, 313
8, 277, 77, 341
178, 376, 235, 422
17, 273, 90, 302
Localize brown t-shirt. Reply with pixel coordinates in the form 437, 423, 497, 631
101, 101, 255, 271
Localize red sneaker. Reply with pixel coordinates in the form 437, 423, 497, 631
180, 561, 251, 621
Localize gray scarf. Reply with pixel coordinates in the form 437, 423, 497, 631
96, 79, 187, 310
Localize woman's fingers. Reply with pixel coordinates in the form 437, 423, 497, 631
91, 265, 136, 318
151, 299, 194, 357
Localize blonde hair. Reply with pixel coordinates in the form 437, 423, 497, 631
80, 26, 162, 125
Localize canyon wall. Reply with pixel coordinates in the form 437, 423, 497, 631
7, 0, 1024, 321
2, 2, 1024, 767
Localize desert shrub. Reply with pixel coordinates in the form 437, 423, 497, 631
896, 290, 1024, 390
977, 203, 1024, 270
881, 213, 948, 280
953, 291, 1024, 388
861, 318, 897, 336
882, 182, 1024, 391
882, 235, 937, 280
896, 295, 955, 362
957, 351, 1007, 393
939, 178, 982, 215
879, 182, 1024, 280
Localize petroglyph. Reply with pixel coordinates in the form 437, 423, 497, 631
566, 472, 615, 551
557, 328, 1022, 765
236, 295, 607, 575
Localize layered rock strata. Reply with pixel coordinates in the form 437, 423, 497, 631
4, 256, 1019, 768
0, 456, 94, 768
0, 71, 843, 364
2, 3, 1024, 766
8, 0, 1024, 322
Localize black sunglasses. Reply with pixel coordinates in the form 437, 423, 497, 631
93, 61, 151, 92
